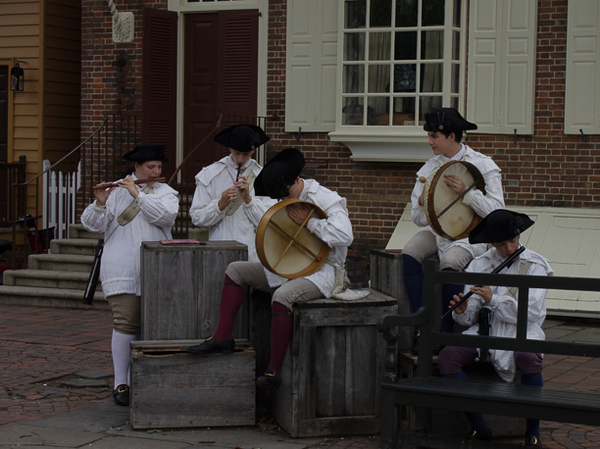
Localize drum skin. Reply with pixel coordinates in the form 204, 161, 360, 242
256, 199, 331, 279
424, 160, 486, 240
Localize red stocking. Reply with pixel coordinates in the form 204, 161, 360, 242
213, 275, 244, 341
268, 302, 293, 374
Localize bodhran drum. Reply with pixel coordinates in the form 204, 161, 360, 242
424, 160, 486, 240
256, 199, 331, 279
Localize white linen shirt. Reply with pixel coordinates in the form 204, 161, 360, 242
189, 155, 264, 262
80, 178, 179, 297
452, 246, 555, 382
410, 144, 505, 258
244, 179, 354, 297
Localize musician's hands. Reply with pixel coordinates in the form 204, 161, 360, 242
286, 203, 310, 225
92, 182, 116, 206
470, 285, 493, 303
443, 174, 467, 194
236, 176, 252, 204
218, 187, 237, 211
450, 293, 469, 314
117, 177, 139, 199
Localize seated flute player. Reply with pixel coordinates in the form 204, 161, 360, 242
437, 209, 554, 447
403, 107, 505, 353
187, 147, 354, 390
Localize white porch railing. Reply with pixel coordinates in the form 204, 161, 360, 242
43, 160, 81, 240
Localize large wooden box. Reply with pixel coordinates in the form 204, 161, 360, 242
269, 290, 397, 437
130, 339, 255, 429
140, 241, 248, 340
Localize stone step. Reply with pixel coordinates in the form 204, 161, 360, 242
50, 238, 100, 256
28, 253, 95, 272
68, 223, 104, 240
0, 285, 108, 310
2, 269, 103, 291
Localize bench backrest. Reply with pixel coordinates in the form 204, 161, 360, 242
378, 257, 600, 380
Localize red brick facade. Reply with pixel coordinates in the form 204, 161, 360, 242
81, 0, 599, 260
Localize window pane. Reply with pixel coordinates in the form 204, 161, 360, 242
453, 0, 461, 27
343, 65, 365, 93
368, 64, 390, 93
370, 0, 392, 27
393, 64, 416, 92
451, 63, 459, 94
421, 30, 444, 60
395, 0, 418, 27
420, 63, 443, 92
420, 97, 442, 121
394, 31, 417, 60
393, 97, 416, 122
345, 0, 366, 29
450, 96, 459, 110
452, 30, 460, 60
422, 0, 445, 26
369, 32, 391, 60
367, 97, 386, 125
343, 99, 367, 125
344, 33, 365, 61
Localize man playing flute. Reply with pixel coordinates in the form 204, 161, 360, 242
437, 209, 554, 446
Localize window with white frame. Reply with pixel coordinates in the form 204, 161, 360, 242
339, 0, 464, 129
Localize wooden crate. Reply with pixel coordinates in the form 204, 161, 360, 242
269, 290, 397, 437
130, 339, 255, 429
140, 240, 248, 340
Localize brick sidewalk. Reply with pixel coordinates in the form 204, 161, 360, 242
1, 305, 600, 448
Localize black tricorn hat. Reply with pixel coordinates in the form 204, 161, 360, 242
123, 144, 168, 163
214, 124, 270, 153
423, 107, 478, 133
469, 209, 535, 244
254, 148, 305, 199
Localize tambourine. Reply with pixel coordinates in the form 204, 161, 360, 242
255, 199, 330, 279
424, 160, 486, 240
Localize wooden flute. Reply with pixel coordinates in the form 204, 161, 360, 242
91, 177, 166, 190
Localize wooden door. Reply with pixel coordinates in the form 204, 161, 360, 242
183, 10, 259, 180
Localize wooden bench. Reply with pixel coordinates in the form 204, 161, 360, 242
377, 258, 600, 449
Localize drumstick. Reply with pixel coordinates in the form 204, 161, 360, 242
92, 177, 166, 190
436, 177, 482, 219
440, 246, 526, 319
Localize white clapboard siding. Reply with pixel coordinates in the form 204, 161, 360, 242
386, 203, 600, 317
467, 0, 537, 134
565, 0, 600, 135
42, 160, 81, 240
285, 0, 338, 132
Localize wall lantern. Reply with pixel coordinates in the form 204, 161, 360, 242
10, 61, 25, 92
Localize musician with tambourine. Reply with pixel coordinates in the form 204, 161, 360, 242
81, 144, 179, 407
437, 209, 554, 446
187, 148, 353, 391
402, 108, 505, 352
189, 124, 270, 262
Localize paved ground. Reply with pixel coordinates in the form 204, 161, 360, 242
0, 304, 599, 448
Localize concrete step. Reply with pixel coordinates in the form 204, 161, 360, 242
68, 223, 104, 240
28, 254, 95, 272
50, 238, 100, 256
2, 269, 103, 291
0, 285, 108, 310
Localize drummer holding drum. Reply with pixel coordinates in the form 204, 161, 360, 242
187, 148, 353, 390
402, 108, 505, 352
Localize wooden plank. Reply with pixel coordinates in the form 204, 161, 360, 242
131, 339, 255, 429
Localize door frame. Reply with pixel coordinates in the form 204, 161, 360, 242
168, 0, 269, 168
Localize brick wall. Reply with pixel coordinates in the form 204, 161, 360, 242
80, 0, 599, 261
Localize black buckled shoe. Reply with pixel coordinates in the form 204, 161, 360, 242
113, 384, 129, 407
256, 370, 282, 390
525, 435, 542, 446
187, 336, 235, 354
466, 428, 493, 441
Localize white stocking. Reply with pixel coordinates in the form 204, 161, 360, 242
111, 330, 138, 389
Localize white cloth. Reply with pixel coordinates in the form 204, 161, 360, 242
452, 246, 555, 382
244, 179, 354, 298
189, 155, 265, 262
80, 177, 179, 297
410, 144, 505, 259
